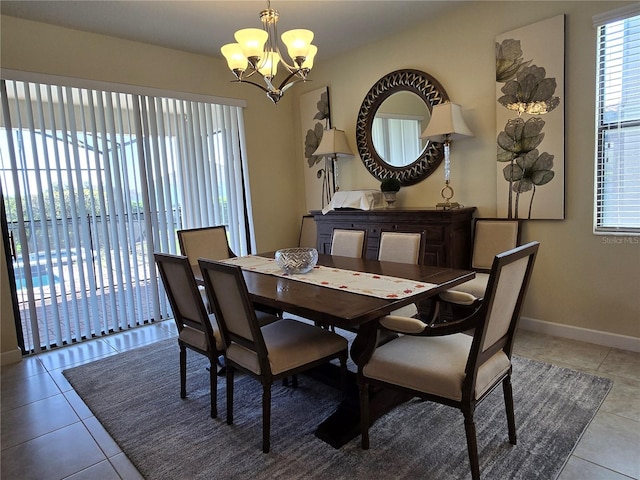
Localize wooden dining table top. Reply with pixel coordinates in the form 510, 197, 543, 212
218, 252, 475, 331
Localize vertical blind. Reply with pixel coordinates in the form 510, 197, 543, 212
1, 78, 254, 352
594, 6, 640, 234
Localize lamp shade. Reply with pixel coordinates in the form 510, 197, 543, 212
281, 29, 314, 59
420, 102, 473, 142
301, 45, 317, 69
313, 128, 353, 157
234, 28, 268, 59
257, 51, 280, 77
221, 43, 248, 71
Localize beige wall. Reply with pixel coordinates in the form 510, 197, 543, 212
1, 1, 639, 359
291, 1, 639, 340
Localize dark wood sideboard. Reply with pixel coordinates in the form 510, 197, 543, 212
310, 207, 476, 269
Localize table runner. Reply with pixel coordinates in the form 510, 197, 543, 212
223, 255, 436, 300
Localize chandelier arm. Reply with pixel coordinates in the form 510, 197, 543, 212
230, 79, 271, 94
239, 69, 260, 80
276, 71, 302, 91
276, 56, 300, 74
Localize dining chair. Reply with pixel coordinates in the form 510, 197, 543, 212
176, 225, 235, 308
377, 230, 426, 318
377, 230, 425, 264
298, 215, 317, 248
358, 241, 540, 480
178, 225, 282, 319
437, 218, 522, 311
198, 258, 349, 453
331, 228, 367, 258
177, 225, 236, 277
154, 253, 224, 419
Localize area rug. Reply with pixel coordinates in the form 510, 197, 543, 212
63, 338, 612, 480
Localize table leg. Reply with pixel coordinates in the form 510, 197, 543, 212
314, 321, 408, 449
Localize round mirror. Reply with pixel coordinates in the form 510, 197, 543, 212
371, 91, 431, 167
356, 69, 449, 186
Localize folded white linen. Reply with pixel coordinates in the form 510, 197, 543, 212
321, 190, 383, 214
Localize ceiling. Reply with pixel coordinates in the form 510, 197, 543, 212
1, 1, 458, 61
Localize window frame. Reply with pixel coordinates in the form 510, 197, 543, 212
593, 6, 640, 236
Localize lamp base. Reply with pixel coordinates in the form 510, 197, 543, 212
436, 201, 461, 210
437, 182, 460, 210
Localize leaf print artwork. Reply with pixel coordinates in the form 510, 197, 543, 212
495, 25, 562, 219
495, 39, 532, 82
498, 65, 560, 115
305, 122, 325, 168
314, 90, 330, 122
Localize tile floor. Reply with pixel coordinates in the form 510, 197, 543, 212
1, 323, 639, 479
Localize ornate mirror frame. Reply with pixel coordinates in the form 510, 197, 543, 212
356, 69, 449, 186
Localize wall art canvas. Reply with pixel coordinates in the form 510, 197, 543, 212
495, 15, 565, 219
299, 86, 331, 211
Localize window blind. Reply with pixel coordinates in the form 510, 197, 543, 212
1, 78, 254, 352
594, 9, 640, 235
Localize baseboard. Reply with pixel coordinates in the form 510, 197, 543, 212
1, 347, 23, 366
519, 316, 640, 353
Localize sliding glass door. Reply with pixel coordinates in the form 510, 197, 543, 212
1, 78, 254, 353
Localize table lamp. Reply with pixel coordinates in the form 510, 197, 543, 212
420, 102, 473, 209
313, 127, 353, 203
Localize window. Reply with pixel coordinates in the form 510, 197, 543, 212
594, 6, 640, 235
1, 75, 255, 352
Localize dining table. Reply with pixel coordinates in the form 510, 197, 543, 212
197, 252, 475, 448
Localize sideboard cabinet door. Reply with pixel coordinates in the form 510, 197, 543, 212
310, 207, 476, 269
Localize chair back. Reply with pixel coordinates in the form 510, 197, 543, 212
197, 259, 269, 366
467, 242, 539, 380
177, 226, 236, 272
298, 215, 317, 248
331, 228, 367, 258
154, 253, 218, 351
471, 219, 522, 272
378, 231, 425, 264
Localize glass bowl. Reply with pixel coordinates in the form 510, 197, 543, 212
275, 247, 318, 274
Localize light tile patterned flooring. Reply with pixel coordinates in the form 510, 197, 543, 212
1, 322, 639, 479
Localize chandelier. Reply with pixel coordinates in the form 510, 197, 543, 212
221, 1, 317, 104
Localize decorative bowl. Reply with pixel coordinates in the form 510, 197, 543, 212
275, 247, 318, 274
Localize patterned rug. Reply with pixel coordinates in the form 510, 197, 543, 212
63, 338, 612, 479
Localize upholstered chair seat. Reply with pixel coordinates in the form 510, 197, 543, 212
226, 319, 348, 376
358, 242, 540, 480
438, 219, 521, 311
177, 314, 223, 352
363, 330, 510, 401
438, 273, 489, 304
198, 258, 348, 453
